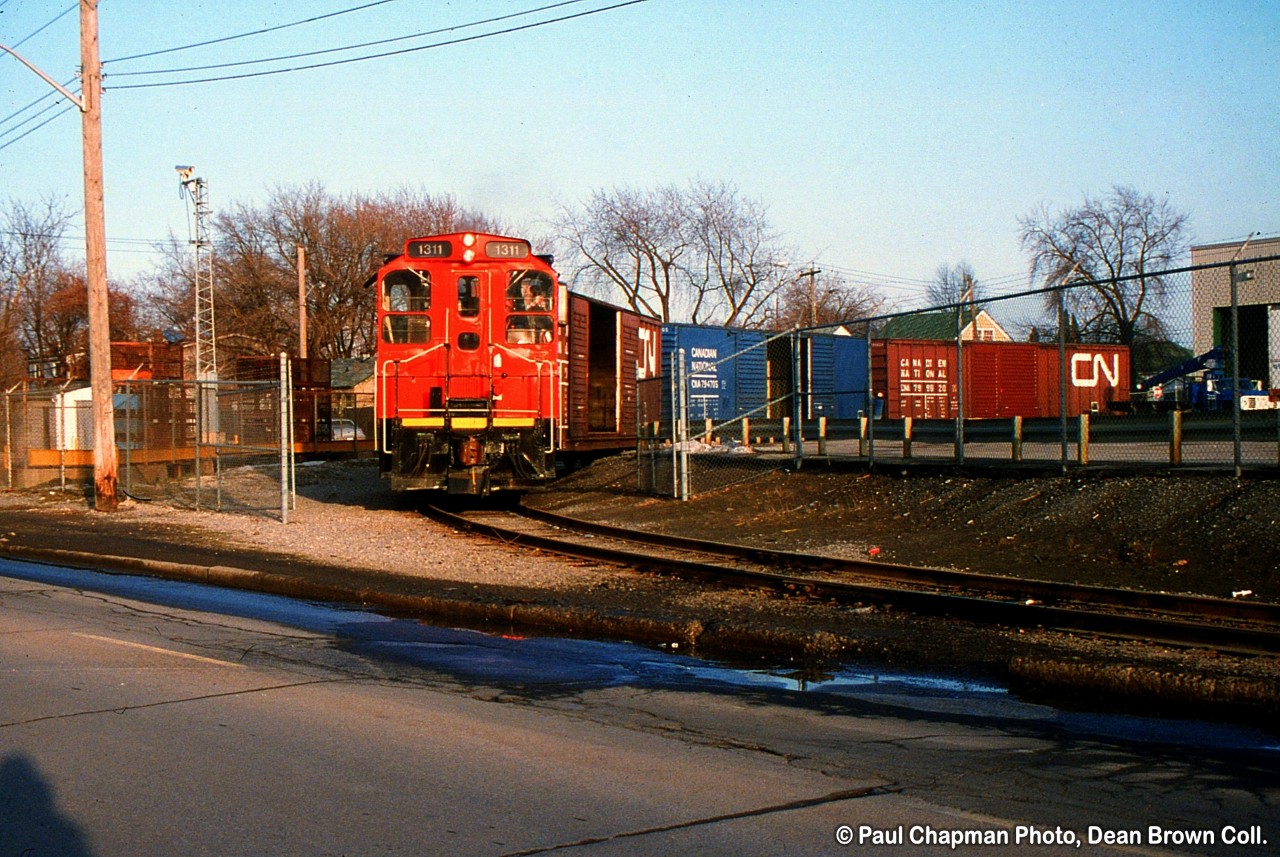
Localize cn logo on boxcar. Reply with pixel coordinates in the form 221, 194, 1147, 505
1070, 353, 1121, 388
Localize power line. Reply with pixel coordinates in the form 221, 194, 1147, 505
10, 3, 76, 50
106, 0, 592, 78
104, 0, 404, 64
0, 95, 74, 145
104, 0, 650, 90
0, 103, 76, 153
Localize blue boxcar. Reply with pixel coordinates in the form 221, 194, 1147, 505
660, 323, 869, 424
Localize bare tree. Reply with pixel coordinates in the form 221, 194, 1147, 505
553, 185, 691, 322
1019, 186, 1188, 346
1, 196, 74, 370
552, 180, 797, 326
36, 271, 140, 359
926, 261, 982, 309
761, 270, 884, 332
142, 184, 495, 360
683, 179, 788, 326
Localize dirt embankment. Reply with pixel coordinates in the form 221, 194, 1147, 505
529, 456, 1280, 603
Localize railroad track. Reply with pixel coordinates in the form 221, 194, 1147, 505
424, 502, 1280, 657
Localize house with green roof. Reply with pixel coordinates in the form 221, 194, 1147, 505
876, 308, 1012, 342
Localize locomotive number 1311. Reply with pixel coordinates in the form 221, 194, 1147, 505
485, 240, 529, 259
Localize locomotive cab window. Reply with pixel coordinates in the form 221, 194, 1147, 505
382, 315, 430, 344
457, 276, 481, 317
380, 269, 431, 344
382, 269, 430, 312
506, 315, 554, 344
506, 271, 553, 312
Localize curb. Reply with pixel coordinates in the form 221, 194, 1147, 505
4, 544, 1277, 724
0, 544, 850, 659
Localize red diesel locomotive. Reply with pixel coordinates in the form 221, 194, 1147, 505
375, 232, 659, 494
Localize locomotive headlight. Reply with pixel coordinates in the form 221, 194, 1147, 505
463, 249, 475, 262
462, 233, 476, 247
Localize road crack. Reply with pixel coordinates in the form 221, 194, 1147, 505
498, 784, 897, 856
0, 677, 356, 729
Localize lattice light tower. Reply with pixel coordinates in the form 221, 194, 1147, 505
177, 166, 216, 381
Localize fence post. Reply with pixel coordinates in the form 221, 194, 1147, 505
864, 323, 876, 467
781, 417, 791, 453
668, 349, 678, 499
1011, 415, 1023, 462
195, 381, 204, 510
954, 307, 965, 465
818, 416, 828, 457
1170, 410, 1183, 467
4, 388, 11, 490
1230, 262, 1243, 478
678, 348, 690, 501
123, 381, 132, 498
902, 416, 913, 460
1078, 413, 1090, 465
1058, 287, 1069, 475
791, 331, 803, 468
279, 352, 291, 523
742, 417, 750, 449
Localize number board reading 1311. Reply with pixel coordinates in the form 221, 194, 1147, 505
485, 240, 529, 259
407, 240, 450, 259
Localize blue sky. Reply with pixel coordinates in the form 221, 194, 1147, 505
2, 0, 1277, 307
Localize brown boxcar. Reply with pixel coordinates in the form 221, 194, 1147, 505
873, 339, 1130, 419
564, 293, 660, 451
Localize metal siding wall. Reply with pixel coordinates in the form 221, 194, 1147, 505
566, 295, 591, 440
808, 335, 836, 419
878, 340, 958, 419
661, 324, 731, 421
965, 343, 1001, 418
994, 344, 1040, 417
1061, 344, 1131, 415
831, 335, 870, 419
619, 315, 640, 435
731, 330, 769, 418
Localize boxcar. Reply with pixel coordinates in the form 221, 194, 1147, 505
872, 339, 1131, 420
659, 324, 870, 423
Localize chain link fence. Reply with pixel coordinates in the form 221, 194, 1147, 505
641, 254, 1280, 498
5, 353, 377, 519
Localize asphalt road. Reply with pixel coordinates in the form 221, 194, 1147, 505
2, 560, 1277, 856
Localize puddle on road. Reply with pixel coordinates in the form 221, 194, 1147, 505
3, 557, 1277, 754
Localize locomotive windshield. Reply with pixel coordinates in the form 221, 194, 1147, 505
506, 270, 553, 311
505, 270, 554, 343
506, 315, 553, 344
382, 269, 431, 311
381, 269, 431, 344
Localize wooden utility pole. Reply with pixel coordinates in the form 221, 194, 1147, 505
799, 267, 821, 327
80, 1, 117, 509
1, 2, 115, 509
81, 1, 118, 510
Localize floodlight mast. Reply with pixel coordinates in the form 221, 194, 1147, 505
176, 167, 217, 384
1, 2, 118, 511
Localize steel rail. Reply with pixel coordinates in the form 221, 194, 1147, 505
425, 503, 1280, 657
